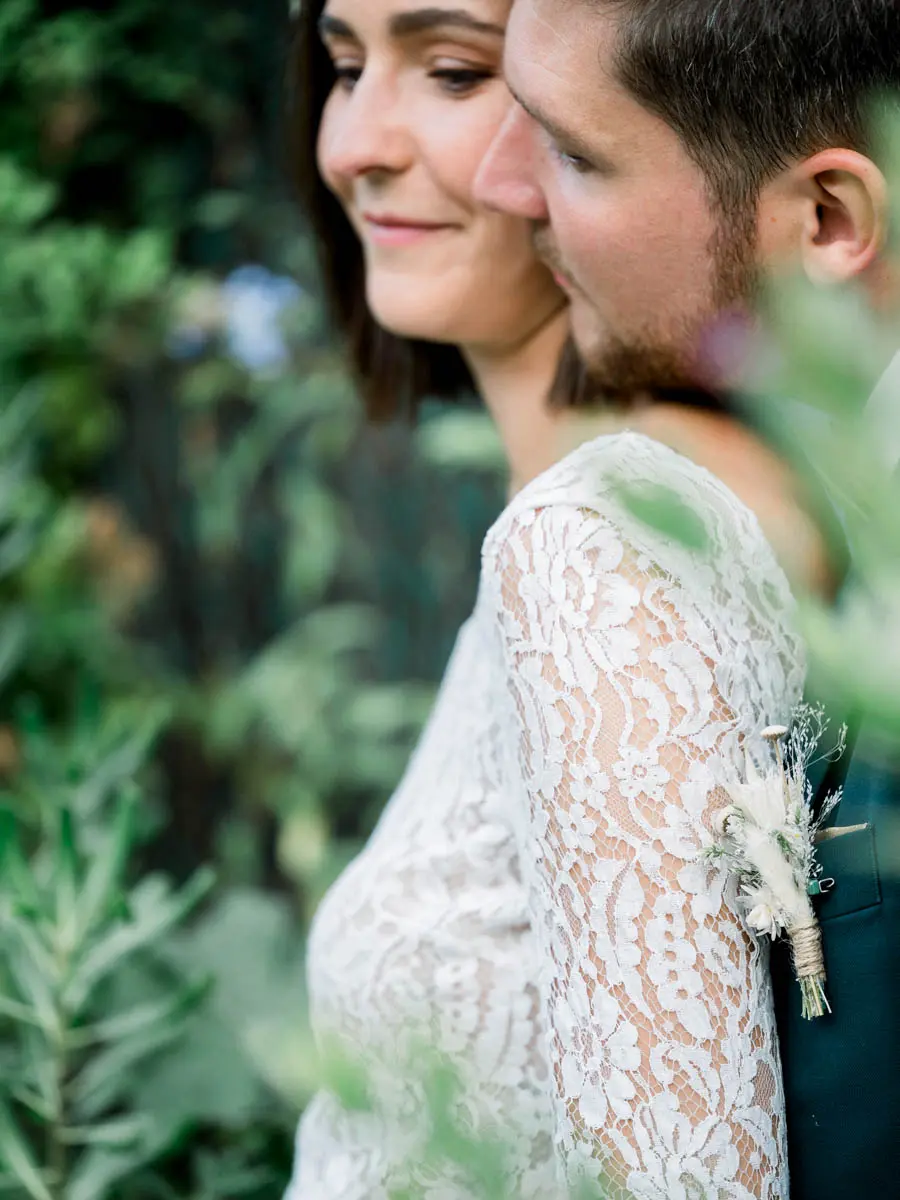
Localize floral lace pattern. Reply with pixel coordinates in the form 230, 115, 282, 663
287, 432, 804, 1199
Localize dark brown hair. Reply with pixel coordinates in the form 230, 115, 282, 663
602, 0, 900, 216
284, 0, 590, 421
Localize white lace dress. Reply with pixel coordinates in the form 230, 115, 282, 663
287, 432, 805, 1200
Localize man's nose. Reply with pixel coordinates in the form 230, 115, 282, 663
319, 80, 413, 180
475, 103, 548, 220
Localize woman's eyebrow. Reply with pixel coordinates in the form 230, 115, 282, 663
318, 14, 357, 41
389, 8, 504, 38
317, 8, 504, 42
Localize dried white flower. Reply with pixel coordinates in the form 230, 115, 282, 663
747, 903, 780, 939
714, 805, 740, 835
761, 725, 789, 742
723, 758, 790, 831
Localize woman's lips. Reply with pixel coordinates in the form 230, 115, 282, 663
362, 215, 456, 247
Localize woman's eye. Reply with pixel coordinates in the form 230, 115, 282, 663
429, 68, 494, 96
332, 64, 363, 91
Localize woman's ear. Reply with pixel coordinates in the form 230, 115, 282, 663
798, 149, 888, 284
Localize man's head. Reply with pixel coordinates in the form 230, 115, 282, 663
476, 0, 900, 394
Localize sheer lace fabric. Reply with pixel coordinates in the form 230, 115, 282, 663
288, 433, 804, 1199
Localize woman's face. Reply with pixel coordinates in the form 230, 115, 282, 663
316, 0, 564, 350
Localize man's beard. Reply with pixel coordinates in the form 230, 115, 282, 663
536, 208, 760, 406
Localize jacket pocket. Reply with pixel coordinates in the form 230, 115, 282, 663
813, 823, 882, 921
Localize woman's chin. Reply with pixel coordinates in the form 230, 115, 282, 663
367, 276, 568, 353
370, 301, 461, 346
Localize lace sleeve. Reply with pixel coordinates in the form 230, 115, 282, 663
487, 497, 789, 1200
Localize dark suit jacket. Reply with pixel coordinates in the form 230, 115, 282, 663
772, 729, 900, 1196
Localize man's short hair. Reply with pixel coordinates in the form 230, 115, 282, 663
602, 0, 900, 212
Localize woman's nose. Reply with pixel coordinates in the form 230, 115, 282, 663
475, 103, 548, 221
319, 76, 414, 181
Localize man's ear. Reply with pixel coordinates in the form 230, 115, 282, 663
796, 149, 888, 284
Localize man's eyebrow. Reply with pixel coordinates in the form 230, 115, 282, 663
507, 79, 605, 164
317, 9, 504, 42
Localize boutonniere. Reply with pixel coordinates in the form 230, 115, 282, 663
707, 706, 847, 1020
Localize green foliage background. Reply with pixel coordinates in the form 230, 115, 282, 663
0, 1, 503, 1195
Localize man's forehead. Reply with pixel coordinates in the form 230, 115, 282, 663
504, 0, 619, 135
506, 0, 601, 82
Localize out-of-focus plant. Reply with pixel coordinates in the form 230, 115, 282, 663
160, 267, 440, 906
740, 104, 900, 741
302, 1036, 615, 1200
0, 697, 213, 1200
2, 2, 490, 1193
0, 681, 313, 1199
1, 0, 495, 878
1, 345, 311, 1192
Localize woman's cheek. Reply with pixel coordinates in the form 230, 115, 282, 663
316, 96, 345, 196
432, 95, 514, 198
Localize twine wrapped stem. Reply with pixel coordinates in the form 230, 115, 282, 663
789, 918, 831, 1019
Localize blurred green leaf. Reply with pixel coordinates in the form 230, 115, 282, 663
64, 868, 215, 1014
110, 229, 174, 304
66, 1143, 159, 1200
60, 1114, 149, 1148
72, 790, 134, 942
0, 610, 28, 688
617, 480, 710, 553
72, 979, 208, 1051
125, 890, 307, 1129
0, 159, 55, 229
194, 191, 249, 231
418, 410, 505, 472
0, 1096, 52, 1200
